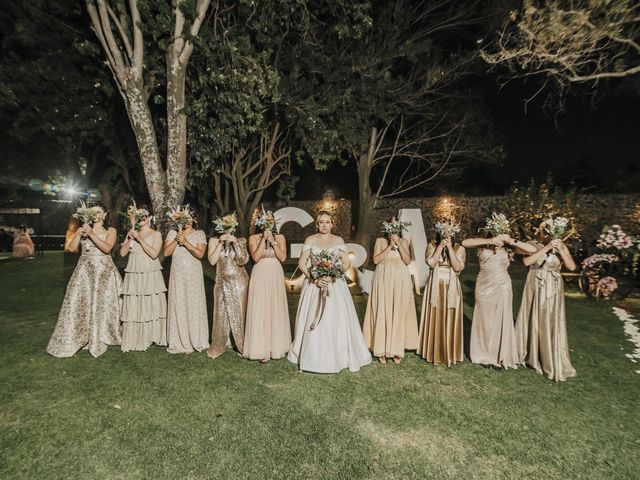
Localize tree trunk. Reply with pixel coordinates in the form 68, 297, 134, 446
354, 127, 378, 257
166, 57, 188, 208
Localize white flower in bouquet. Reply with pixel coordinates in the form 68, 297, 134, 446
213, 212, 239, 235
480, 212, 510, 236
381, 219, 412, 236
125, 199, 150, 231
73, 200, 95, 226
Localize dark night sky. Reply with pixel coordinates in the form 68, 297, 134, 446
296, 78, 640, 200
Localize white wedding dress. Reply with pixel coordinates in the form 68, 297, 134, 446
288, 245, 372, 373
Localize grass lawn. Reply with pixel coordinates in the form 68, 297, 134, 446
1, 252, 639, 479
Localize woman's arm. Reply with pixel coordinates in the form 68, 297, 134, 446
163, 231, 179, 257
298, 248, 311, 277
182, 234, 206, 260
427, 242, 445, 268
396, 238, 412, 265
448, 243, 465, 273
137, 231, 162, 260
558, 241, 576, 271
67, 226, 85, 253
208, 238, 223, 265
271, 234, 287, 263
249, 234, 266, 262
462, 237, 501, 248
119, 233, 132, 257
372, 238, 390, 265
87, 227, 117, 254
233, 238, 250, 266
522, 242, 549, 267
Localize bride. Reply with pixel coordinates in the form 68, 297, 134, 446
288, 211, 372, 373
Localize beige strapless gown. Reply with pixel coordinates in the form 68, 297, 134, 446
243, 246, 291, 360
515, 246, 576, 382
208, 239, 249, 359
363, 248, 418, 358
417, 244, 465, 366
120, 234, 167, 352
470, 248, 518, 369
47, 233, 122, 357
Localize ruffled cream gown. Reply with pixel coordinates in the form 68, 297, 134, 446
120, 233, 167, 352
47, 233, 122, 357
418, 243, 465, 366
469, 248, 518, 369
166, 229, 209, 354
243, 244, 291, 360
208, 239, 249, 359
515, 244, 576, 382
363, 242, 418, 358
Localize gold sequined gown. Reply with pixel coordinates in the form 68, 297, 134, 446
469, 248, 518, 369
208, 239, 249, 359
515, 246, 576, 382
47, 233, 122, 357
166, 229, 209, 353
243, 244, 291, 360
120, 233, 167, 352
363, 244, 418, 358
417, 243, 465, 366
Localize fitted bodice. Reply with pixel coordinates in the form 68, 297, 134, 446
81, 233, 110, 257
167, 229, 206, 268
215, 239, 249, 281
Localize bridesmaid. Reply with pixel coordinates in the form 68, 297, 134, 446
417, 232, 465, 366
207, 228, 250, 359
515, 221, 577, 382
462, 229, 536, 369
119, 208, 167, 352
243, 218, 291, 363
47, 203, 122, 357
363, 220, 418, 364
164, 212, 209, 354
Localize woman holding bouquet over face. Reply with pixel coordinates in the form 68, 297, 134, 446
47, 202, 122, 357
164, 207, 209, 354
243, 209, 291, 363
461, 213, 537, 369
288, 211, 371, 373
207, 212, 249, 359
363, 218, 418, 364
515, 218, 577, 382
119, 203, 167, 352
417, 220, 465, 366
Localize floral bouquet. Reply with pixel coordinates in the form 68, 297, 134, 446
381, 218, 412, 236
435, 218, 461, 238
125, 199, 150, 231
166, 205, 192, 231
213, 212, 239, 252
254, 206, 278, 248
480, 212, 511, 236
307, 249, 347, 330
73, 200, 95, 226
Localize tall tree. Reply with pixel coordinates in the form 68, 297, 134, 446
84, 0, 212, 216
482, 0, 640, 110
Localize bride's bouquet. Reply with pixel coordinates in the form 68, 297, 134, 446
125, 199, 149, 231
166, 205, 192, 231
73, 200, 95, 226
435, 218, 461, 238
213, 212, 239, 252
480, 212, 511, 236
307, 250, 347, 331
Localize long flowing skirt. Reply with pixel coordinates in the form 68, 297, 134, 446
288, 278, 371, 373
47, 256, 122, 357
243, 258, 291, 360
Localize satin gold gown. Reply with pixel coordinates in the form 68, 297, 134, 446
208, 239, 249, 359
515, 244, 576, 382
47, 233, 122, 357
469, 248, 518, 369
363, 241, 418, 358
417, 243, 465, 366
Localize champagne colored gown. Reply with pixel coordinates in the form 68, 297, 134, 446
515, 244, 576, 382
417, 243, 465, 366
469, 248, 518, 369
243, 244, 291, 360
208, 239, 250, 359
166, 229, 209, 354
120, 233, 167, 352
363, 242, 418, 358
47, 233, 122, 357
288, 244, 372, 373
